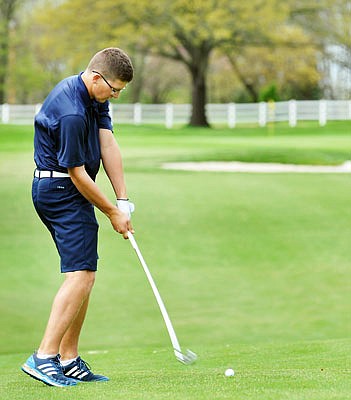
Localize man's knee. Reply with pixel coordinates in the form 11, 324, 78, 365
65, 270, 96, 292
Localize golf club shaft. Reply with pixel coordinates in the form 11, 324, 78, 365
127, 231, 185, 362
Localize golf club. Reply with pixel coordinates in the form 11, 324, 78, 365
127, 231, 197, 365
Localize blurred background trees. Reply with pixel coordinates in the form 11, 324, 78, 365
0, 0, 21, 103
1, 0, 350, 125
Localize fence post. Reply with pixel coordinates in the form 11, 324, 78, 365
259, 102, 267, 127
319, 99, 327, 126
228, 103, 236, 128
1, 103, 10, 123
35, 103, 42, 116
289, 100, 297, 127
108, 102, 114, 123
165, 103, 173, 128
134, 103, 142, 125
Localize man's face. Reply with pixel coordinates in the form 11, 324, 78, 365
92, 71, 127, 103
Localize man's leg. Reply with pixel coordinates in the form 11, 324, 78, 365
56, 271, 110, 382
59, 293, 90, 360
38, 270, 95, 356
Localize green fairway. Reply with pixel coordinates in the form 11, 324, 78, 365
0, 122, 350, 399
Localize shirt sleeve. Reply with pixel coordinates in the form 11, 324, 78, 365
57, 114, 87, 168
97, 101, 113, 131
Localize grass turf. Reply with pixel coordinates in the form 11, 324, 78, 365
0, 122, 350, 399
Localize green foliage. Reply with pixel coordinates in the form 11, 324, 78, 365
0, 0, 20, 102
2, 3, 306, 103
259, 83, 280, 102
2, 0, 351, 109
289, 0, 351, 98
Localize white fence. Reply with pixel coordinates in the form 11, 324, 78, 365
1, 100, 351, 127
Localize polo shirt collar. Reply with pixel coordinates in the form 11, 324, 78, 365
78, 72, 95, 108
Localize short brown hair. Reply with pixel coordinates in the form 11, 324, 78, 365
87, 47, 134, 82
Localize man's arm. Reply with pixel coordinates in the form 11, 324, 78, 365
99, 128, 128, 200
67, 165, 132, 239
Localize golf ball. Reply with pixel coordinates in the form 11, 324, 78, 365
225, 368, 235, 377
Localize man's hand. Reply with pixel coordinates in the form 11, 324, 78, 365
109, 207, 134, 239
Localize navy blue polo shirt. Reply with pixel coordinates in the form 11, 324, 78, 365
34, 73, 113, 180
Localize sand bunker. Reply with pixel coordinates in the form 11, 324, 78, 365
162, 161, 351, 173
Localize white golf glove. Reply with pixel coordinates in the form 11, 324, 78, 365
117, 199, 135, 219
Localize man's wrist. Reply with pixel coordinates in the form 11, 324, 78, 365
116, 199, 135, 218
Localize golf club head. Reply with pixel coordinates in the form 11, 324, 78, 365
175, 348, 197, 365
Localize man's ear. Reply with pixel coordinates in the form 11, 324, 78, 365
92, 73, 100, 83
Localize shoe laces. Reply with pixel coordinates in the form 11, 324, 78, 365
47, 355, 64, 375
76, 357, 92, 373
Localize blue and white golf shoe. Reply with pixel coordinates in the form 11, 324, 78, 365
21, 352, 77, 387
61, 356, 109, 382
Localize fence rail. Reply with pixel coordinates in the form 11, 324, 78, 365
1, 100, 351, 127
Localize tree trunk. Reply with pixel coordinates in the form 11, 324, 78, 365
186, 44, 210, 127
189, 67, 210, 127
227, 54, 259, 102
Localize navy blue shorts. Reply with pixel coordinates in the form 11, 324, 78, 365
32, 177, 99, 273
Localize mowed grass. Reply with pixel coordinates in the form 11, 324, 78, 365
117, 121, 351, 168
0, 122, 350, 399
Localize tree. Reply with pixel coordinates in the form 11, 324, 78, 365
6, 15, 53, 103
290, 0, 351, 97
8, 1, 335, 108
0, 0, 20, 103
32, 0, 290, 126
109, 0, 290, 126
225, 26, 321, 102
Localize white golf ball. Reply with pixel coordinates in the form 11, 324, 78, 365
225, 368, 235, 377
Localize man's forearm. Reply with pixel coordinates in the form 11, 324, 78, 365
100, 129, 128, 199
68, 165, 117, 217
68, 165, 132, 238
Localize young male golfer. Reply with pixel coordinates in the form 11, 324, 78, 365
21, 47, 135, 387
